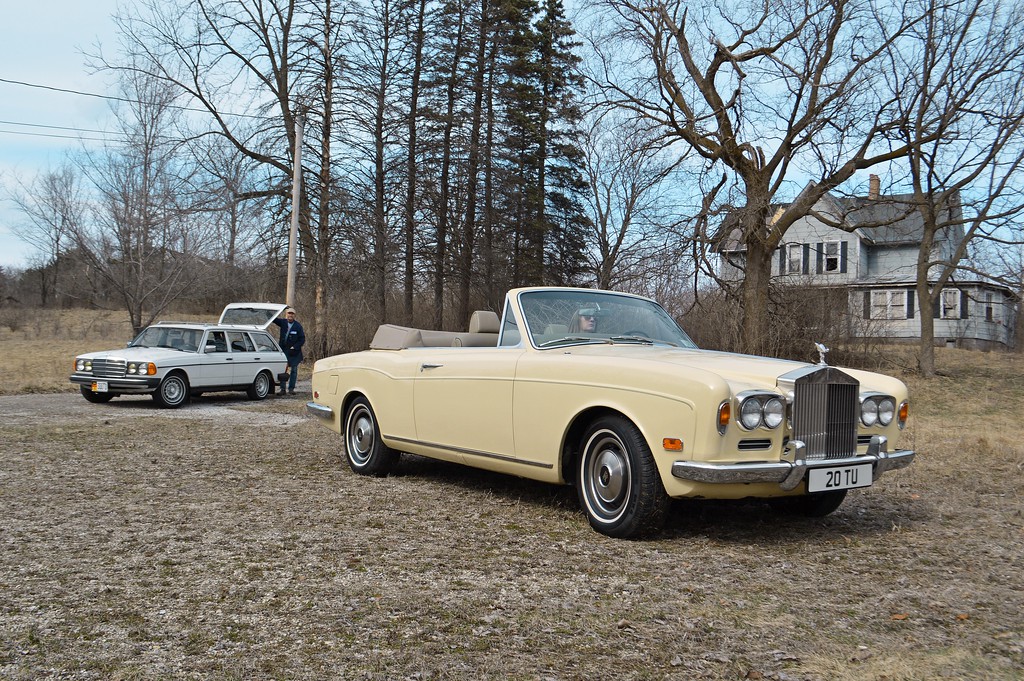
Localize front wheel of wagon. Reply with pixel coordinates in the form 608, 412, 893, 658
153, 372, 189, 409
576, 415, 669, 539
344, 397, 399, 477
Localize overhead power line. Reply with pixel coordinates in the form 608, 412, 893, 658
0, 76, 268, 120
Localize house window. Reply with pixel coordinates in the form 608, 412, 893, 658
787, 244, 803, 274
939, 289, 960, 319
823, 241, 841, 272
871, 290, 906, 320
985, 293, 994, 322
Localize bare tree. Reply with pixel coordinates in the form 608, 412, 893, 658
591, 0, 927, 354
9, 164, 85, 306
886, 0, 1024, 375
580, 111, 688, 289
71, 69, 211, 333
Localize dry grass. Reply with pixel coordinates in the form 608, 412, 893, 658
0, 310, 1021, 679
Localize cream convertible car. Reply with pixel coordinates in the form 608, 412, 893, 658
306, 287, 914, 538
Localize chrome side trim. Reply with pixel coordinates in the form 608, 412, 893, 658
385, 435, 554, 470
672, 436, 915, 490
305, 402, 334, 419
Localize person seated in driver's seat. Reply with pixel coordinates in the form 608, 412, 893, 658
568, 306, 600, 333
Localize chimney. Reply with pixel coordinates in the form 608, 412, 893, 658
868, 174, 880, 200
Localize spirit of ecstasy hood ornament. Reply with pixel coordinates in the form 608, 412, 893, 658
815, 342, 830, 366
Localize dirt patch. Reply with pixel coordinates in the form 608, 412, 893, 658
1, 373, 1022, 680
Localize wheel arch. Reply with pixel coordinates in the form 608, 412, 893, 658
560, 406, 630, 485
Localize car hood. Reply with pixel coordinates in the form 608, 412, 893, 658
77, 346, 194, 362
559, 344, 842, 391
218, 302, 288, 329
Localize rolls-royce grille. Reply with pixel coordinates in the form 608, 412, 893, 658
90, 358, 127, 378
791, 367, 858, 461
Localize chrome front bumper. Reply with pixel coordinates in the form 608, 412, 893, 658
306, 402, 334, 420
672, 436, 915, 491
70, 373, 161, 393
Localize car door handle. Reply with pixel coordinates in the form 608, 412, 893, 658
225, 357, 233, 361
420, 363, 444, 371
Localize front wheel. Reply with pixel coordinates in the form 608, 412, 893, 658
153, 373, 189, 409
343, 397, 399, 476
247, 371, 272, 400
80, 386, 114, 403
576, 415, 669, 539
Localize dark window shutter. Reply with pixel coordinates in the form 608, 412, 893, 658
864, 291, 871, 319
933, 293, 941, 318
816, 242, 823, 274
960, 290, 969, 319
802, 243, 810, 275
840, 241, 848, 273
907, 288, 915, 319
779, 247, 785, 275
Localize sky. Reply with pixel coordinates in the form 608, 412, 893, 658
0, 1, 123, 269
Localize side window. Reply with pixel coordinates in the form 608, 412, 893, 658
823, 241, 840, 272
939, 289, 960, 319
228, 331, 253, 352
786, 243, 803, 274
206, 331, 228, 353
498, 300, 521, 347
871, 290, 906, 320
250, 332, 279, 352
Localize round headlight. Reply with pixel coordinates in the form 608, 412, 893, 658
739, 397, 763, 429
861, 399, 879, 426
128, 363, 138, 374
76, 359, 85, 371
762, 397, 785, 429
877, 398, 895, 426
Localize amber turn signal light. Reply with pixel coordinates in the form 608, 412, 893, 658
662, 438, 683, 452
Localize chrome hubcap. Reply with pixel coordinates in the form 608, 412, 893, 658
583, 430, 631, 521
348, 409, 374, 465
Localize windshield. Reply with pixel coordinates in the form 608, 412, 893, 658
519, 290, 697, 349
129, 326, 203, 352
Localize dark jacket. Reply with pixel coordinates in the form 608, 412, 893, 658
273, 318, 305, 360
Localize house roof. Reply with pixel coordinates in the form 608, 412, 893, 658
715, 186, 965, 252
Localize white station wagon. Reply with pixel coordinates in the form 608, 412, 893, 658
306, 287, 915, 538
71, 303, 289, 408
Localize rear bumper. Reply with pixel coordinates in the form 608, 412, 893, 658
306, 401, 334, 420
70, 373, 161, 393
671, 436, 915, 491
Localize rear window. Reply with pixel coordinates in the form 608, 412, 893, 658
221, 307, 280, 326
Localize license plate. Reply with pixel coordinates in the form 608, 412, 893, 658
807, 463, 872, 493
92, 381, 109, 393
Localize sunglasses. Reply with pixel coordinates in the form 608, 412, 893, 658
580, 315, 595, 321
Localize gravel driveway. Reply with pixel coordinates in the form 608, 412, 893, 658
1, 387, 1021, 680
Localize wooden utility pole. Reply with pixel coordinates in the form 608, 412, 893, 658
286, 111, 304, 307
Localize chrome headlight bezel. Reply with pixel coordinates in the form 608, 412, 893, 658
736, 391, 786, 431
860, 393, 897, 427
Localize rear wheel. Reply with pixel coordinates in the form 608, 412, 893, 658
343, 397, 399, 476
80, 386, 114, 403
153, 373, 189, 409
576, 415, 669, 538
247, 371, 272, 400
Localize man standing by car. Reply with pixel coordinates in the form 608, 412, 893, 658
273, 308, 305, 395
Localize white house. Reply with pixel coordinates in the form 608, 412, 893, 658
717, 177, 1017, 350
